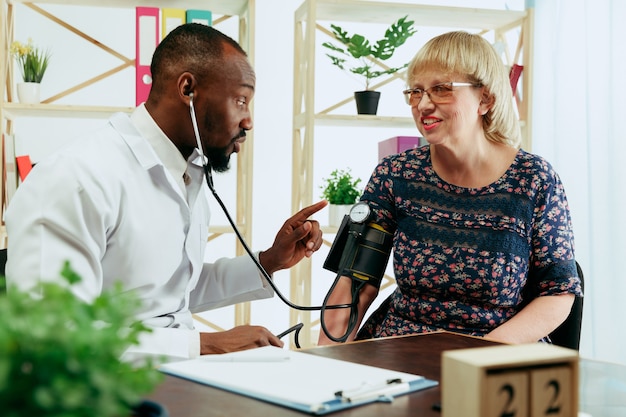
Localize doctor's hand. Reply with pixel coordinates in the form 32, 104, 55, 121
259, 200, 328, 275
200, 325, 284, 355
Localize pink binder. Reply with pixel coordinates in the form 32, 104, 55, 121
135, 7, 160, 106
378, 136, 422, 160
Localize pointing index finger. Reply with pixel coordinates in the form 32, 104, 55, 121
294, 200, 329, 220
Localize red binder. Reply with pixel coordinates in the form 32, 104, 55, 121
16, 155, 33, 181
135, 7, 160, 106
509, 64, 524, 93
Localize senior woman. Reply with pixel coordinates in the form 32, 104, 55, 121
318, 31, 582, 346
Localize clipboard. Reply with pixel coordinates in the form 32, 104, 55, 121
159, 346, 438, 415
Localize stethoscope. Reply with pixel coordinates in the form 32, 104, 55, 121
188, 93, 361, 345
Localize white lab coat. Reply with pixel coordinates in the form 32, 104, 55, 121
5, 109, 274, 362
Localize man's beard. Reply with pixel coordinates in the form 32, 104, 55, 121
205, 130, 246, 173
206, 145, 231, 173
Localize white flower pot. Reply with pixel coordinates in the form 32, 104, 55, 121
328, 204, 353, 227
17, 82, 41, 104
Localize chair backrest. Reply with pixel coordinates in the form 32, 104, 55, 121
0, 248, 7, 293
548, 261, 585, 350
0, 248, 6, 276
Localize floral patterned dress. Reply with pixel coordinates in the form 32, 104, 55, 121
356, 146, 583, 340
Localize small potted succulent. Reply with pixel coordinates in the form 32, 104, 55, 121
322, 15, 416, 115
320, 168, 362, 227
0, 263, 164, 417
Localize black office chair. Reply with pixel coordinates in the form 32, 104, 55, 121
0, 248, 7, 293
548, 261, 585, 350
0, 248, 7, 276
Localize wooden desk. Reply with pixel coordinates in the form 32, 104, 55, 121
147, 331, 500, 416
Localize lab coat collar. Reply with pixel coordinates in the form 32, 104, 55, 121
109, 111, 163, 171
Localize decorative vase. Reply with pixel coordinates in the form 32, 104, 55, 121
328, 204, 353, 227
354, 90, 381, 115
17, 82, 41, 104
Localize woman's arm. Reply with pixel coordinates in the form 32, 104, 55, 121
317, 276, 380, 345
484, 293, 575, 344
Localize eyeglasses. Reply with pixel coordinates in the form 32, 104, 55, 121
402, 82, 481, 106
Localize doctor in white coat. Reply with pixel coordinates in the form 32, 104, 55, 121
4, 24, 327, 362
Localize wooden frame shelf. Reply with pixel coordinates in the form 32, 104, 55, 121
1, 103, 135, 119
295, 0, 526, 29
1, 0, 257, 329
290, 0, 534, 348
5, 0, 250, 16
294, 113, 415, 129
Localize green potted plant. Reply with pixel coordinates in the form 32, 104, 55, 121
10, 38, 51, 104
322, 15, 416, 115
320, 168, 362, 227
0, 263, 163, 417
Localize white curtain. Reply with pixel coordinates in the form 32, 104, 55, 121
531, 0, 626, 364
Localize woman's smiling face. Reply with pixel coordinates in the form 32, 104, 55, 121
409, 70, 485, 146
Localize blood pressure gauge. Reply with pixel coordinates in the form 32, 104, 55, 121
349, 202, 371, 224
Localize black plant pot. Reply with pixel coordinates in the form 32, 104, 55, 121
354, 90, 381, 115
131, 400, 169, 417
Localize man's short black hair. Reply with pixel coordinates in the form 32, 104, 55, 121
149, 23, 246, 96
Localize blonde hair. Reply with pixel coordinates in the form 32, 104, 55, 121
406, 31, 521, 148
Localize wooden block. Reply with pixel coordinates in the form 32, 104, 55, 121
442, 343, 578, 417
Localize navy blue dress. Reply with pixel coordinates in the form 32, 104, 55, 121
356, 146, 583, 340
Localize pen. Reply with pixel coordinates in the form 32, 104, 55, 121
335, 379, 409, 403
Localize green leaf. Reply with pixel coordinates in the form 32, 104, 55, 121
322, 41, 344, 54
60, 260, 82, 284
325, 54, 347, 70
345, 34, 372, 58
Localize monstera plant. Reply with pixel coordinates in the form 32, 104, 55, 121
322, 15, 417, 114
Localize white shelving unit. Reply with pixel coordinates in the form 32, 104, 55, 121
290, 0, 534, 348
0, 0, 256, 328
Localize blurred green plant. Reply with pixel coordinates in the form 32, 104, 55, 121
0, 262, 163, 417
320, 168, 362, 205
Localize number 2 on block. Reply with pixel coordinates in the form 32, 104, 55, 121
531, 367, 571, 417
486, 371, 529, 417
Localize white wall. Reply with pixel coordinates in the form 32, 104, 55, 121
528, 0, 626, 365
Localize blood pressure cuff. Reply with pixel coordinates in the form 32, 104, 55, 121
323, 215, 393, 288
